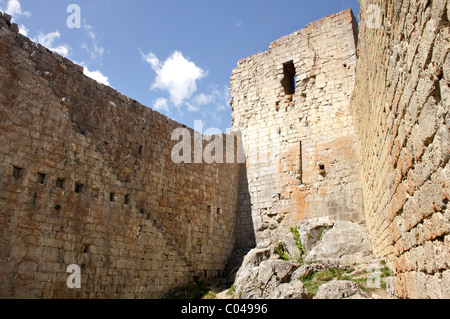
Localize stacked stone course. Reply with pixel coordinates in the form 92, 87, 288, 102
1, 0, 449, 299
0, 11, 240, 298
230, 9, 364, 248
351, 0, 449, 298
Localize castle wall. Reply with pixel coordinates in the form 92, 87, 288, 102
0, 12, 240, 298
351, 0, 449, 298
230, 9, 364, 248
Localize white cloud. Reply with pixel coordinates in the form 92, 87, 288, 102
18, 23, 28, 36
141, 51, 159, 70
84, 24, 97, 40
141, 50, 207, 106
192, 93, 214, 106
190, 86, 231, 112
83, 66, 110, 86
33, 31, 70, 57
81, 23, 106, 62
153, 97, 169, 113
1, 0, 30, 20
186, 102, 200, 112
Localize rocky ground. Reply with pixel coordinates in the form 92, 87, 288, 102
214, 218, 396, 300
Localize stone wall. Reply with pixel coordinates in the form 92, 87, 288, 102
351, 0, 449, 298
0, 12, 240, 298
230, 9, 364, 248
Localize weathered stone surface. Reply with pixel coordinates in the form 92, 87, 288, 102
291, 263, 328, 282
305, 221, 375, 266
234, 219, 381, 299
351, 0, 450, 298
257, 260, 298, 286
297, 217, 334, 252
234, 246, 302, 299
314, 280, 368, 299
0, 0, 448, 300
276, 229, 301, 259
230, 9, 364, 249
0, 11, 241, 299
268, 281, 312, 299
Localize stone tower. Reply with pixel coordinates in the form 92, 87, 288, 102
230, 9, 364, 248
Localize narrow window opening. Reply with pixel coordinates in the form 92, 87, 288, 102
282, 61, 296, 95
74, 182, 84, 194
217, 208, 221, 215
124, 194, 130, 205
37, 173, 46, 185
56, 178, 65, 189
12, 166, 24, 180
110, 193, 115, 202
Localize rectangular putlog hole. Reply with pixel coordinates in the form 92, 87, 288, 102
37, 172, 47, 185
56, 178, 65, 189
12, 166, 24, 180
74, 182, 84, 194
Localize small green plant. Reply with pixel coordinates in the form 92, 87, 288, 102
226, 284, 236, 296
299, 268, 353, 297
315, 268, 345, 282
299, 265, 394, 297
290, 226, 304, 263
274, 242, 289, 261
54, 204, 62, 211
202, 291, 216, 299
318, 228, 328, 241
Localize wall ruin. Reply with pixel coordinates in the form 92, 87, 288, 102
0, 12, 241, 298
351, 0, 449, 298
230, 9, 364, 248
1, 0, 449, 300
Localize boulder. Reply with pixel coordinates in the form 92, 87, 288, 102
232, 219, 379, 300
268, 281, 312, 299
274, 228, 301, 259
236, 266, 263, 299
257, 260, 298, 287
291, 262, 328, 281
236, 258, 299, 299
297, 217, 334, 252
314, 280, 368, 299
305, 221, 375, 266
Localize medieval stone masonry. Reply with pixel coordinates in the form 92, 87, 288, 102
352, 0, 449, 299
0, 0, 448, 299
0, 11, 240, 298
230, 9, 364, 249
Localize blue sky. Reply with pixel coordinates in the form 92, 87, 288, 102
0, 0, 360, 132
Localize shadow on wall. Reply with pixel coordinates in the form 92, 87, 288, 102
222, 164, 255, 284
